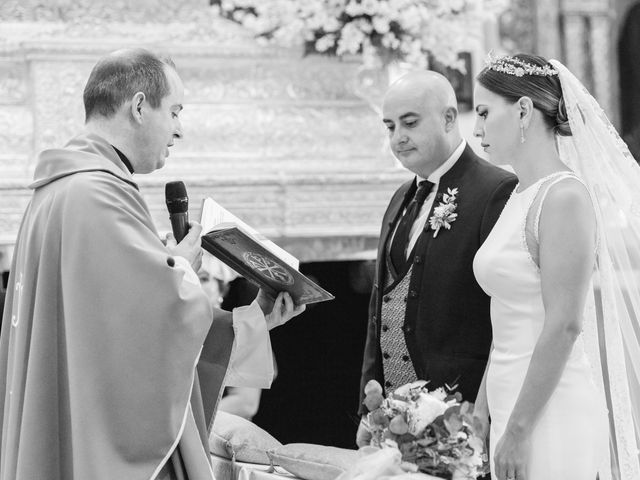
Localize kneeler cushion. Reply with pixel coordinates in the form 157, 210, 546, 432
267, 443, 360, 480
209, 411, 282, 465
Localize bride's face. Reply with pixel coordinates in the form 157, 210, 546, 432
473, 84, 521, 165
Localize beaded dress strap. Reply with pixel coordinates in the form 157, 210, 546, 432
521, 171, 585, 270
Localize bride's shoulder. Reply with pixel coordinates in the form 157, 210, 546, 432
540, 176, 596, 227
543, 175, 591, 205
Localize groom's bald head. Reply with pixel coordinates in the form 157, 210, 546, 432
388, 71, 458, 112
382, 71, 462, 177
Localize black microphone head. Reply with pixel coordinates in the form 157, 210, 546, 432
165, 181, 189, 214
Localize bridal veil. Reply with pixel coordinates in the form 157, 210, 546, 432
550, 59, 640, 480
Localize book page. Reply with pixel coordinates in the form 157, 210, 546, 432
200, 197, 299, 270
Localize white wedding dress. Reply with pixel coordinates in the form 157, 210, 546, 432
473, 172, 609, 480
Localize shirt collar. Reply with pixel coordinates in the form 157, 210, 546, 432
111, 145, 135, 174
417, 139, 466, 186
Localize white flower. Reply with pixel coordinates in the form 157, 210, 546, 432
381, 32, 401, 50
323, 16, 342, 32
361, 0, 381, 15
408, 392, 448, 436
386, 397, 411, 413
397, 5, 422, 33
216, 0, 509, 71
336, 21, 367, 55
429, 187, 459, 238
429, 387, 447, 401
345, 1, 362, 16
372, 15, 391, 34
393, 380, 428, 398
315, 33, 337, 52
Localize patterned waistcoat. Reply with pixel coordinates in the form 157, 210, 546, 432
380, 263, 418, 392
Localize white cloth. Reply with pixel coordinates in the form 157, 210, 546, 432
226, 300, 274, 388
473, 173, 608, 480
174, 256, 274, 389
402, 140, 466, 257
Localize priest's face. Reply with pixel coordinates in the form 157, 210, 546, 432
135, 66, 184, 173
382, 80, 451, 178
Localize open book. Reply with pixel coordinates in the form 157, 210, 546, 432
200, 198, 334, 305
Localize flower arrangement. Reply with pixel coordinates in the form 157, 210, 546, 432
213, 0, 508, 71
429, 187, 459, 238
361, 379, 487, 480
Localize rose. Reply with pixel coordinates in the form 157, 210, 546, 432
363, 380, 385, 411
364, 379, 383, 396
364, 392, 384, 411
370, 408, 390, 427
408, 392, 448, 436
389, 414, 410, 435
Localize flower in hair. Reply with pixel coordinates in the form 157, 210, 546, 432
484, 53, 558, 77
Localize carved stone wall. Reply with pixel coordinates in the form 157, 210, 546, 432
560, 0, 614, 116
499, 0, 616, 119
0, 1, 411, 262
498, 0, 537, 53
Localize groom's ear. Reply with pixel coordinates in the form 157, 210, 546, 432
517, 96, 534, 124
443, 106, 458, 132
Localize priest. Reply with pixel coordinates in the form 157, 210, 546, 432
0, 48, 304, 480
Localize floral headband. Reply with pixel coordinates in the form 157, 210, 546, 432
484, 53, 559, 77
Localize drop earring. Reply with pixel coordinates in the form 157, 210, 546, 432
520, 119, 526, 143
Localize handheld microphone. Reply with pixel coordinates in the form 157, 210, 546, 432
165, 181, 190, 243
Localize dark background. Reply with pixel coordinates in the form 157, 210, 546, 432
222, 259, 373, 448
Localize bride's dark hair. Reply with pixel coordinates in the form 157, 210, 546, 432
476, 53, 572, 137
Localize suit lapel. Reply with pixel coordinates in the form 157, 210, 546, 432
413, 145, 474, 254
379, 145, 476, 284
377, 179, 416, 283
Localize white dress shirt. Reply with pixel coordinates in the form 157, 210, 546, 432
399, 140, 466, 259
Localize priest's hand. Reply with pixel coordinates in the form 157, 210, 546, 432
256, 290, 305, 330
166, 222, 203, 272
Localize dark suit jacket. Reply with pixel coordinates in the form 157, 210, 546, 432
359, 145, 517, 412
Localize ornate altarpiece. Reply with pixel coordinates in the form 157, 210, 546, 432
0, 0, 626, 271
0, 0, 412, 267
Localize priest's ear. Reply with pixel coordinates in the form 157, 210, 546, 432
443, 106, 458, 132
130, 92, 146, 124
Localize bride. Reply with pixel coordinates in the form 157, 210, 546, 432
472, 53, 640, 480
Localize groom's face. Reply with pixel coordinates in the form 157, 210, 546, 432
382, 84, 450, 178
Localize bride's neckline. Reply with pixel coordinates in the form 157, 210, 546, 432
513, 170, 574, 195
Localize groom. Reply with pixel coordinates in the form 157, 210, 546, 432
357, 71, 517, 441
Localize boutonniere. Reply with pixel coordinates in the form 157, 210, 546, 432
429, 187, 458, 238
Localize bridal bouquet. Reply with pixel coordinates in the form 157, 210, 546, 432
360, 380, 487, 480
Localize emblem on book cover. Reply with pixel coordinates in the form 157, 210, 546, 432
243, 252, 295, 285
